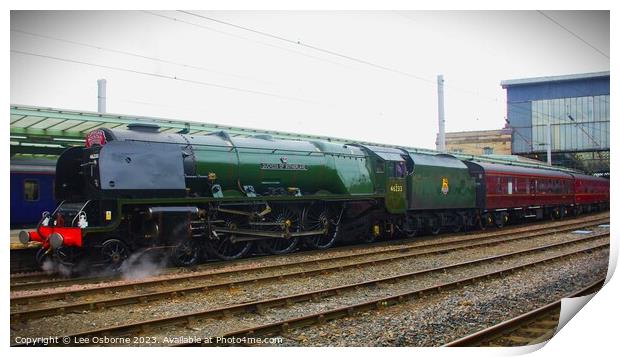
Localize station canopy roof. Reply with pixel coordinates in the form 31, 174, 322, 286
9, 104, 580, 173
11, 104, 387, 157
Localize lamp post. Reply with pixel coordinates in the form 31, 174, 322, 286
97, 79, 107, 113
437, 75, 445, 152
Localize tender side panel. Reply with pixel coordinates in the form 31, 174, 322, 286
407, 153, 476, 210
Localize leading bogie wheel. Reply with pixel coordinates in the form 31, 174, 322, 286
100, 239, 130, 270
35, 247, 52, 269
172, 239, 201, 267
53, 246, 83, 275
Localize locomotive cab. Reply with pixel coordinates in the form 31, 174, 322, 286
357, 145, 411, 214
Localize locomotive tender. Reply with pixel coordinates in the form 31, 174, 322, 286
19, 124, 609, 269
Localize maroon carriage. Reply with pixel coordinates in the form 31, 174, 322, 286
571, 173, 610, 214
464, 161, 575, 227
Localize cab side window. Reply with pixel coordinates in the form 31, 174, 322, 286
393, 161, 407, 178
376, 160, 384, 174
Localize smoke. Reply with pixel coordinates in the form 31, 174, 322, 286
118, 249, 168, 280
37, 247, 169, 280
116, 219, 191, 280
41, 258, 73, 277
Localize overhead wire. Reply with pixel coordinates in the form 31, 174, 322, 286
10, 28, 275, 86
179, 10, 438, 86
537, 11, 609, 59
182, 10, 609, 104
10, 49, 320, 105
141, 10, 356, 70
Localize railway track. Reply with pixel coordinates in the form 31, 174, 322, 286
9, 245, 41, 275
10, 213, 609, 292
10, 212, 609, 282
443, 278, 605, 346
10, 217, 609, 321
11, 230, 609, 346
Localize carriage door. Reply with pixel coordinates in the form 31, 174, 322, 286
386, 160, 407, 214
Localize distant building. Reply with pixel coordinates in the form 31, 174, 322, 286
501, 71, 610, 175
440, 128, 512, 156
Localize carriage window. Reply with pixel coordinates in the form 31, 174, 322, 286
525, 178, 530, 194
496, 177, 502, 193
513, 178, 518, 193
376, 160, 384, 174
548, 180, 553, 193
24, 179, 40, 201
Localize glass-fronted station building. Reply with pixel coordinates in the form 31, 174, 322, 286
501, 71, 610, 176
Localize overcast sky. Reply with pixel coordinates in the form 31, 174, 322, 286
10, 10, 610, 149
